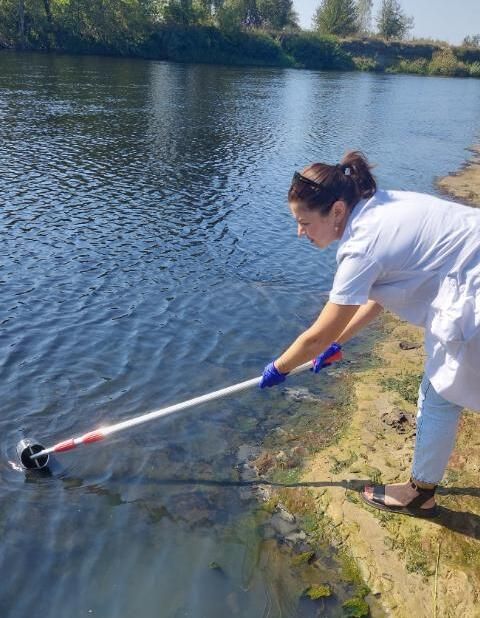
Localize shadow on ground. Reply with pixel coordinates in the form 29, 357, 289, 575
25, 468, 480, 541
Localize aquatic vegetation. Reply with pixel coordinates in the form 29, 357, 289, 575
342, 596, 370, 617
391, 58, 429, 74
291, 551, 315, 566
352, 56, 380, 71
469, 61, 480, 77
428, 49, 469, 76
303, 583, 332, 599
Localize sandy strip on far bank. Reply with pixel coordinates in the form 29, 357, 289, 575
437, 145, 480, 207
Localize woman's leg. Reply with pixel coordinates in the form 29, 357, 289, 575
363, 374, 463, 512
411, 374, 463, 485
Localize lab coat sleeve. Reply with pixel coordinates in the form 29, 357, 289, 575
329, 252, 382, 305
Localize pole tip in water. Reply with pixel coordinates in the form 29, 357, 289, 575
16, 438, 49, 470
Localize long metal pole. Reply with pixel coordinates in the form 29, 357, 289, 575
29, 358, 329, 461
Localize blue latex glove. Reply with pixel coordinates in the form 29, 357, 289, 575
259, 361, 289, 389
312, 342, 343, 373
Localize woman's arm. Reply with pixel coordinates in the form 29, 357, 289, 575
336, 300, 383, 344
274, 302, 358, 373
274, 300, 383, 374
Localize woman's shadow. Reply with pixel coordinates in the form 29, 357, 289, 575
24, 468, 480, 540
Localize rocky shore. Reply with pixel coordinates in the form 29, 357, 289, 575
246, 150, 480, 617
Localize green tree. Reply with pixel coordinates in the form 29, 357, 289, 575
313, 0, 358, 37
376, 0, 413, 40
356, 0, 372, 34
215, 0, 244, 30
256, 0, 298, 29
0, 0, 56, 49
463, 34, 480, 47
243, 0, 261, 27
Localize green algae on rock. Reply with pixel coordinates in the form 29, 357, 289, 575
291, 551, 315, 566
303, 583, 333, 599
342, 596, 370, 617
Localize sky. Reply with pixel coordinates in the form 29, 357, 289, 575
294, 0, 479, 45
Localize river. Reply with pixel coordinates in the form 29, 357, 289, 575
1, 52, 479, 617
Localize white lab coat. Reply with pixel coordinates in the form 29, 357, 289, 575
329, 190, 480, 411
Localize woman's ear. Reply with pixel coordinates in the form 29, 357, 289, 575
333, 200, 347, 219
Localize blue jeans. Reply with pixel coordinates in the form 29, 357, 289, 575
411, 375, 463, 485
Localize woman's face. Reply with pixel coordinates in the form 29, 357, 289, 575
289, 200, 343, 249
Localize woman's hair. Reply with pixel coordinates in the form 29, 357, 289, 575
288, 151, 376, 215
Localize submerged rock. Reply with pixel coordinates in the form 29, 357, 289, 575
236, 444, 262, 463
284, 530, 307, 543
270, 511, 298, 537
282, 387, 323, 404
168, 491, 216, 527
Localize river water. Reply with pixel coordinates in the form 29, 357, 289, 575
1, 52, 479, 617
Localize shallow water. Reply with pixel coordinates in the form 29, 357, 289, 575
1, 52, 480, 617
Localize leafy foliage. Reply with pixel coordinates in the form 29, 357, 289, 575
463, 34, 480, 48
146, 24, 291, 64
352, 55, 378, 71
280, 32, 355, 69
355, 0, 372, 34
376, 0, 413, 40
256, 0, 298, 30
392, 57, 428, 75
0, 0, 298, 49
469, 61, 480, 77
428, 48, 469, 77
313, 0, 358, 37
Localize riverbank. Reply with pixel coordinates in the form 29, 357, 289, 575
307, 154, 480, 616
2, 28, 480, 77
253, 151, 480, 616
437, 146, 480, 205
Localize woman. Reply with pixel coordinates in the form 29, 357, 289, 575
259, 151, 480, 519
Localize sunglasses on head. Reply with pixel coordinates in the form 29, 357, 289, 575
291, 171, 338, 207
291, 171, 325, 191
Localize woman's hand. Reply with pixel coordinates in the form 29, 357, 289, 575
274, 303, 358, 374
259, 361, 289, 388
312, 342, 343, 373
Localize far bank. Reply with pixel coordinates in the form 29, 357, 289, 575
2, 26, 480, 78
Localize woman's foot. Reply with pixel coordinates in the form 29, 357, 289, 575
362, 479, 439, 518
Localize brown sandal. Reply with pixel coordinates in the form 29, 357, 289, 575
361, 478, 439, 518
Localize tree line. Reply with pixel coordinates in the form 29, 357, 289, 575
0, 0, 417, 50
1, 0, 479, 78
314, 0, 413, 40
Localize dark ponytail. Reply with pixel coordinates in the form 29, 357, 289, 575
288, 150, 376, 215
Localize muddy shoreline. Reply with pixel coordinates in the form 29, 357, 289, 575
250, 149, 480, 617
